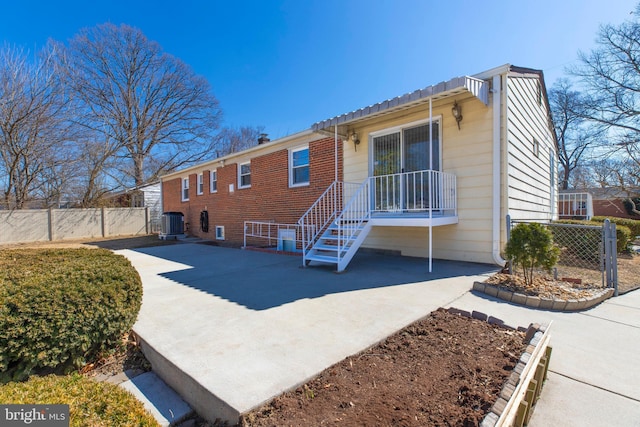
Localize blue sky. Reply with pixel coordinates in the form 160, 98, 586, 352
0, 0, 634, 139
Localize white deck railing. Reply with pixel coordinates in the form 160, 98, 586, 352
370, 170, 457, 216
558, 192, 593, 220
332, 178, 371, 260
243, 221, 302, 251
298, 170, 457, 265
298, 181, 362, 256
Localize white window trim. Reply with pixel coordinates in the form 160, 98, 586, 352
181, 177, 189, 202
197, 173, 204, 195
368, 117, 443, 176
238, 162, 251, 189
289, 145, 310, 188
210, 170, 218, 193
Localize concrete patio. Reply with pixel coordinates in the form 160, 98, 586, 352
119, 243, 498, 424
120, 243, 640, 426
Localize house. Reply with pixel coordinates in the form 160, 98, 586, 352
161, 64, 558, 271
110, 182, 163, 232
560, 188, 640, 220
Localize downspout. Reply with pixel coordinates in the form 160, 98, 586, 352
492, 74, 507, 266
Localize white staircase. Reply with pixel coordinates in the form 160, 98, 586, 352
299, 179, 371, 272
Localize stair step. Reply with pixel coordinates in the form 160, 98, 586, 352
317, 236, 356, 245
327, 224, 366, 231
312, 243, 349, 252
305, 254, 339, 264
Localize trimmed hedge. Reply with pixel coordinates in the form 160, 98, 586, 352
0, 248, 142, 382
591, 216, 640, 239
552, 219, 631, 254
0, 373, 159, 426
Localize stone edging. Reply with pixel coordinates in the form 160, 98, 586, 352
472, 281, 614, 311
445, 307, 551, 427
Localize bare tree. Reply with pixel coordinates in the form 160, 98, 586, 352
571, 5, 640, 165
549, 79, 603, 190
216, 125, 265, 157
59, 23, 222, 188
73, 135, 123, 207
0, 43, 69, 209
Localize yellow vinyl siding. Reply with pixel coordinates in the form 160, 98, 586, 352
506, 76, 556, 221
345, 93, 496, 263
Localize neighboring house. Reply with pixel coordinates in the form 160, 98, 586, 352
111, 182, 163, 231
560, 188, 640, 220
558, 190, 593, 220
161, 64, 558, 271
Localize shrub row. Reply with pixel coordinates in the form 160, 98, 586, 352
0, 248, 142, 382
0, 373, 158, 426
591, 216, 640, 239
552, 219, 631, 254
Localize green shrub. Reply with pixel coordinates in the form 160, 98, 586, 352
591, 216, 640, 239
0, 248, 142, 382
554, 219, 632, 254
505, 223, 560, 286
0, 373, 159, 426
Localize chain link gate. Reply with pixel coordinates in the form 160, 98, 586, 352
506, 216, 618, 295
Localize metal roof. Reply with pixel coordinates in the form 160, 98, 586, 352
311, 76, 489, 131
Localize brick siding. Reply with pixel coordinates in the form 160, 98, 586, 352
162, 137, 343, 246
593, 199, 639, 220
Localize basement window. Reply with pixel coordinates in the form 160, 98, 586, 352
215, 225, 225, 240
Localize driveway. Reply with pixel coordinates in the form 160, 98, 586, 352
120, 243, 497, 423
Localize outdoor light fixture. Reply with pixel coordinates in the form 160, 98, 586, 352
451, 101, 463, 130
350, 131, 361, 151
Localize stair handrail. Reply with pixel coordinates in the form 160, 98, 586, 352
298, 181, 342, 263
333, 178, 371, 264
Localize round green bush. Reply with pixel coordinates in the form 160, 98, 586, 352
505, 222, 560, 285
0, 248, 142, 382
0, 373, 159, 426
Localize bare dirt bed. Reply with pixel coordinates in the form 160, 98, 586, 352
485, 251, 640, 299
616, 252, 640, 294
239, 309, 526, 427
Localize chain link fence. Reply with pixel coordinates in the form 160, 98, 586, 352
507, 217, 611, 291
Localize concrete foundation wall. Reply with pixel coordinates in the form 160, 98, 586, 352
0, 207, 149, 245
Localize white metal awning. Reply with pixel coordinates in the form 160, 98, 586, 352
311, 76, 489, 132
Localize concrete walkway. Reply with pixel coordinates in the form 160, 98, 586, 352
120, 243, 640, 426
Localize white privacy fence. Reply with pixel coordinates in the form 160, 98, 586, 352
0, 207, 151, 245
